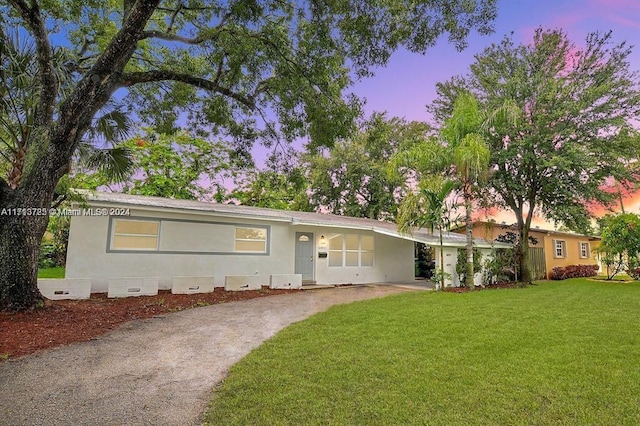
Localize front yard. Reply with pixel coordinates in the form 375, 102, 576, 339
205, 279, 640, 425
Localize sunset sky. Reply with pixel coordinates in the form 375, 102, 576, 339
346, 0, 640, 228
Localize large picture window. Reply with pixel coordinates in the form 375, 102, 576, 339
111, 219, 159, 250
328, 234, 374, 267
234, 227, 267, 252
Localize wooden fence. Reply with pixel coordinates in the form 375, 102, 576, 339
528, 247, 547, 280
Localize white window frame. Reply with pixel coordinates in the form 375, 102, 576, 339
110, 218, 160, 251
554, 239, 566, 258
327, 234, 374, 267
579, 241, 590, 258
234, 226, 268, 253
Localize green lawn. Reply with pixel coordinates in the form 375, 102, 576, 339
37, 267, 65, 278
204, 279, 640, 425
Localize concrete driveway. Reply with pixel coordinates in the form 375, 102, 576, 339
0, 285, 418, 426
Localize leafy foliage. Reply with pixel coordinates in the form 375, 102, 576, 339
456, 247, 482, 286
395, 177, 459, 289
432, 28, 640, 282
482, 249, 515, 284
305, 114, 429, 219
393, 92, 492, 289
598, 213, 640, 280
121, 131, 243, 200
231, 162, 313, 211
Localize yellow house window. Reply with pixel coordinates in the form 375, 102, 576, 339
554, 240, 567, 258
111, 219, 159, 250
234, 227, 267, 252
580, 242, 590, 258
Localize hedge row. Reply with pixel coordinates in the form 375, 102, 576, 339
549, 264, 599, 280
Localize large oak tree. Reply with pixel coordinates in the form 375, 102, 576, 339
0, 0, 497, 310
431, 28, 640, 283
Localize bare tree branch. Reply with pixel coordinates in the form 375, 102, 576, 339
118, 70, 257, 109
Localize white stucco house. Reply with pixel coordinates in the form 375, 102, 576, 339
58, 191, 509, 297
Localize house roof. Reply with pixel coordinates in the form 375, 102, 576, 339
80, 191, 511, 249
455, 221, 601, 241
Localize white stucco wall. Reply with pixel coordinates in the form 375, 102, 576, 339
66, 209, 293, 292
434, 247, 496, 288
434, 247, 460, 288
291, 226, 415, 285
66, 208, 415, 292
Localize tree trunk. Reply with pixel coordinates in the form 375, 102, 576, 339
517, 221, 532, 284
464, 191, 475, 290
0, 135, 64, 310
0, 206, 49, 310
439, 227, 445, 290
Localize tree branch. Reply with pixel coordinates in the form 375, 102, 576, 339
56, 0, 161, 144
139, 12, 231, 45
118, 70, 256, 109
8, 0, 57, 126
140, 30, 208, 45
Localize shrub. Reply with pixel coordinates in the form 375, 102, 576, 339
38, 241, 59, 269
627, 267, 640, 280
483, 249, 515, 284
549, 264, 599, 280
456, 248, 483, 287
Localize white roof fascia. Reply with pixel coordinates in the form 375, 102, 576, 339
372, 228, 462, 248
290, 219, 372, 231
84, 200, 294, 223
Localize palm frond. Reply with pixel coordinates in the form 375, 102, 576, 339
78, 144, 133, 183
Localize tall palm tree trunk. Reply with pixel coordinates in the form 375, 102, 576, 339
464, 188, 475, 290
439, 227, 445, 289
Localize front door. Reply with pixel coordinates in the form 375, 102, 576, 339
295, 232, 314, 282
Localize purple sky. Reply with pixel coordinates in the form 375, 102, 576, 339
349, 0, 640, 123
251, 0, 640, 166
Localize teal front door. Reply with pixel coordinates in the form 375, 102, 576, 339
295, 232, 314, 281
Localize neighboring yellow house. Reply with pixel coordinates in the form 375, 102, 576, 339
454, 222, 601, 279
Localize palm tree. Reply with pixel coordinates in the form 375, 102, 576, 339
0, 30, 132, 199
440, 92, 491, 290
397, 177, 458, 289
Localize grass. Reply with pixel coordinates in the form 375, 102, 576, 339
37, 267, 65, 278
204, 279, 640, 425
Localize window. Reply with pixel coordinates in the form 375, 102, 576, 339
234, 227, 267, 252
111, 219, 159, 251
327, 234, 374, 267
580, 242, 590, 258
554, 240, 566, 258
328, 234, 344, 267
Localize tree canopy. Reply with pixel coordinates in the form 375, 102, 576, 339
305, 114, 430, 219
431, 27, 640, 282
598, 213, 640, 280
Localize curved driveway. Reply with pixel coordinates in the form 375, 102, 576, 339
0, 285, 419, 426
